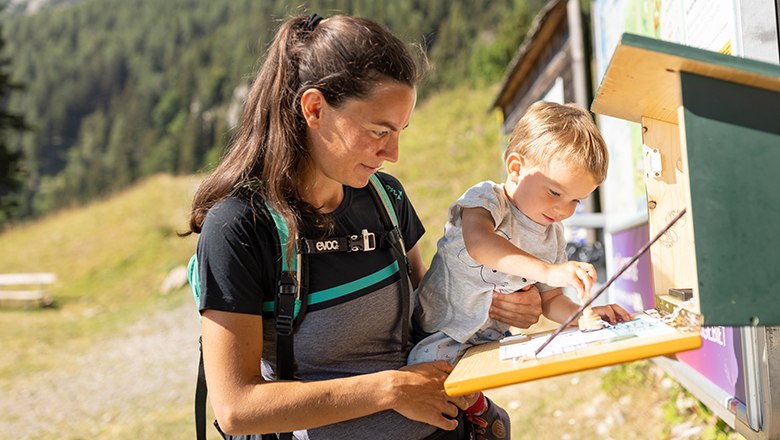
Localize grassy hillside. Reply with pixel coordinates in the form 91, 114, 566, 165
384, 84, 504, 263
0, 174, 200, 380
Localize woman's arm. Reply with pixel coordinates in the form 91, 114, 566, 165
489, 284, 543, 329
201, 309, 462, 435
406, 244, 426, 289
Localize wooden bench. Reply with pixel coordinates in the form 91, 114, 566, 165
0, 273, 57, 308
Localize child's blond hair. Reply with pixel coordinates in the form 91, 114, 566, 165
505, 101, 609, 183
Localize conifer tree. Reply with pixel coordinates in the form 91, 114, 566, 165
0, 17, 26, 227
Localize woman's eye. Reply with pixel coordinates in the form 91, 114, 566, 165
373, 130, 389, 138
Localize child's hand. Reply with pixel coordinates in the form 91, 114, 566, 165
591, 304, 632, 324
545, 261, 597, 300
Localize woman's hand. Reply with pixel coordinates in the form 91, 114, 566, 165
392, 361, 461, 431
489, 284, 543, 329
591, 303, 632, 324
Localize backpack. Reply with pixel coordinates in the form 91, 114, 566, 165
187, 174, 412, 440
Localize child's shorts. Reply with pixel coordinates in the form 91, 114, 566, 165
407, 327, 505, 365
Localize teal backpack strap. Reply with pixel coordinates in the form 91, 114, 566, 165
189, 200, 304, 440
187, 253, 209, 440
368, 173, 399, 225
187, 253, 201, 309
367, 173, 412, 350
263, 201, 302, 328
368, 173, 410, 275
263, 201, 303, 404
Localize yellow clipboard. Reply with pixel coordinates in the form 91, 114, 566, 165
444, 311, 702, 396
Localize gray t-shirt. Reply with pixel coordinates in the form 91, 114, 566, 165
415, 181, 566, 343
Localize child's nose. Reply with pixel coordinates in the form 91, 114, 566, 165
556, 203, 577, 220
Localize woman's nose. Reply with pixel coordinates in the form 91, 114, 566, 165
379, 135, 400, 163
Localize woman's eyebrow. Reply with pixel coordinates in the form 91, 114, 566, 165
373, 120, 410, 131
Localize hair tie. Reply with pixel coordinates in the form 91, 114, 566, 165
303, 13, 324, 32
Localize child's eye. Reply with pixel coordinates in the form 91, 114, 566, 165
549, 189, 561, 197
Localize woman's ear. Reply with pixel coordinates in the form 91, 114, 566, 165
505, 152, 525, 180
300, 89, 326, 128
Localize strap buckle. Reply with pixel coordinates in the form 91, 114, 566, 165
275, 272, 298, 336
349, 229, 376, 252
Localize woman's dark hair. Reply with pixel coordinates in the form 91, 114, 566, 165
185, 14, 424, 257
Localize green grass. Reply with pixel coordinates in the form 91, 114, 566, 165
0, 174, 200, 382
383, 83, 504, 263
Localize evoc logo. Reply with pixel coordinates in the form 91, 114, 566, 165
316, 240, 339, 251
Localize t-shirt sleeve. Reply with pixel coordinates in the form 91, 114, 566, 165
376, 172, 426, 250
196, 197, 276, 315
448, 181, 505, 229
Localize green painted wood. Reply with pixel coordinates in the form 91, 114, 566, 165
681, 71, 780, 326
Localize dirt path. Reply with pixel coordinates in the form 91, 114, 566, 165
1, 300, 200, 439
1, 297, 737, 439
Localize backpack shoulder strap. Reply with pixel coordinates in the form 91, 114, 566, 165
368, 173, 400, 230
189, 199, 302, 440
186, 203, 302, 321
187, 254, 201, 309
367, 173, 412, 349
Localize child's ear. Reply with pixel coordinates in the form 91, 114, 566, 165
505, 152, 525, 180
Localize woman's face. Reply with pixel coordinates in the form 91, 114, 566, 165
303, 80, 417, 194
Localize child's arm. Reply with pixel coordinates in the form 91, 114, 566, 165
540, 288, 581, 323
541, 288, 633, 325
462, 207, 549, 281
461, 207, 596, 297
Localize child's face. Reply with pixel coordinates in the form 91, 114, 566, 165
505, 154, 599, 226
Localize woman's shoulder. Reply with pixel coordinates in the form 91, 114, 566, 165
202, 195, 271, 236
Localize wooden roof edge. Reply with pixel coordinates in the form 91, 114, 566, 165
490, 0, 568, 112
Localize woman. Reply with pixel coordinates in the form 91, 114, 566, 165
187, 13, 541, 439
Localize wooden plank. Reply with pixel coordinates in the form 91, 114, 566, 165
0, 290, 46, 301
0, 273, 57, 285
640, 117, 699, 315
592, 33, 780, 124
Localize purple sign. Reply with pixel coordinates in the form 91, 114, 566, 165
609, 222, 743, 400
608, 222, 655, 313
677, 326, 742, 399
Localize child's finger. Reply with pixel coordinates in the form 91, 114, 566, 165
581, 268, 593, 294
599, 305, 617, 323
574, 268, 589, 298
613, 304, 632, 322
